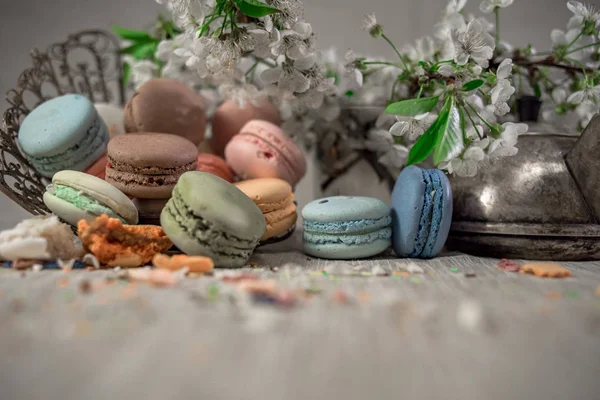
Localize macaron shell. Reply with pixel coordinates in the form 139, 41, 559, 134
85, 154, 107, 179
302, 196, 391, 222
19, 94, 97, 157
52, 170, 138, 224
95, 103, 125, 138
124, 78, 206, 145
108, 133, 198, 169
43, 192, 94, 226
211, 99, 281, 156
263, 202, 297, 240
197, 154, 234, 182
234, 178, 293, 212
225, 121, 306, 187
391, 166, 426, 257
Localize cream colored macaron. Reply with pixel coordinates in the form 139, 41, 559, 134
43, 170, 138, 226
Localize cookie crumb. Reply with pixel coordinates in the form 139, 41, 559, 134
520, 263, 571, 278
497, 259, 520, 272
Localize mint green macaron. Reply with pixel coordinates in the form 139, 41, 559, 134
160, 171, 266, 268
43, 170, 138, 226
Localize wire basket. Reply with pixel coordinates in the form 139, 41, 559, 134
0, 30, 123, 216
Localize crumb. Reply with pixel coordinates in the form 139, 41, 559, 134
545, 290, 562, 300
57, 278, 69, 287
77, 214, 172, 268
520, 263, 571, 278
152, 253, 213, 273
596, 284, 600, 297
332, 289, 349, 304
465, 273, 477, 278
497, 259, 520, 272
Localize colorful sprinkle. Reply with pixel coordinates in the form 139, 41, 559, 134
545, 290, 562, 300
465, 273, 476, 278
497, 259, 520, 272
596, 285, 600, 297
410, 277, 422, 284
449, 267, 459, 273
565, 290, 579, 298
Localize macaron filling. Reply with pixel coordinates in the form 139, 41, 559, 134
304, 227, 392, 245
164, 188, 260, 260
23, 116, 108, 175
411, 170, 435, 257
47, 184, 126, 222
304, 216, 392, 235
423, 171, 445, 257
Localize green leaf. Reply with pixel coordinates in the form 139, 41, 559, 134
433, 95, 464, 165
406, 113, 444, 166
119, 41, 158, 60
122, 62, 131, 88
233, 0, 280, 18
461, 79, 484, 92
385, 96, 439, 116
533, 83, 542, 99
112, 25, 152, 41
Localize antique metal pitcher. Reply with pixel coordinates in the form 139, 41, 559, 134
447, 114, 600, 260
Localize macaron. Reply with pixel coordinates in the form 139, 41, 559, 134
18, 94, 108, 178
85, 154, 107, 179
302, 196, 392, 259
133, 198, 168, 225
224, 120, 306, 187
43, 170, 138, 226
161, 172, 266, 268
124, 78, 206, 145
95, 103, 125, 138
197, 154, 235, 183
391, 166, 452, 258
211, 99, 281, 156
106, 133, 198, 199
235, 178, 297, 241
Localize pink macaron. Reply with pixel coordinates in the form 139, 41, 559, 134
211, 99, 281, 157
197, 154, 235, 183
224, 120, 306, 187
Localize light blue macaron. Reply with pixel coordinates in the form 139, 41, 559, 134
18, 94, 108, 178
302, 196, 392, 259
391, 166, 453, 258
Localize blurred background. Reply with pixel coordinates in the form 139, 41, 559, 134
0, 0, 572, 227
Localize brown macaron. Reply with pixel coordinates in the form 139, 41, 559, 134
210, 99, 280, 156
124, 78, 206, 145
106, 133, 198, 199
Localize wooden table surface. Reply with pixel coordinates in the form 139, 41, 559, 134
1, 231, 599, 400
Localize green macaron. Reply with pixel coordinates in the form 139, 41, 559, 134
160, 171, 266, 268
43, 170, 138, 226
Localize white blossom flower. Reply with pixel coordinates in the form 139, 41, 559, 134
343, 50, 363, 89
487, 79, 516, 116
480, 0, 515, 14
362, 13, 378, 31
566, 1, 600, 31
567, 84, 600, 104
366, 129, 393, 153
389, 113, 438, 141
446, 0, 468, 14
438, 64, 454, 77
173, 37, 211, 77
451, 19, 496, 67
269, 0, 304, 29
440, 143, 487, 177
248, 29, 273, 58
487, 122, 528, 159
404, 37, 436, 62
575, 101, 600, 128
270, 22, 314, 60
379, 145, 409, 168
218, 79, 261, 108
496, 58, 513, 80
127, 59, 158, 88
261, 62, 311, 93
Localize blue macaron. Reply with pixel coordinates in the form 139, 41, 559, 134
302, 196, 392, 259
391, 166, 452, 258
18, 94, 108, 178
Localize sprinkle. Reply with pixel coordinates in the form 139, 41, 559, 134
449, 267, 459, 273
207, 284, 219, 299
270, 267, 279, 273
64, 291, 74, 302
392, 276, 401, 280
394, 271, 410, 277
238, 280, 278, 296
565, 290, 579, 298
32, 264, 43, 272
596, 285, 600, 297
497, 259, 520, 272
545, 290, 562, 300
113, 266, 122, 272
79, 280, 92, 294
252, 293, 278, 304
405, 262, 424, 274
57, 278, 69, 288
276, 291, 296, 308
360, 272, 372, 277
222, 273, 259, 283
305, 286, 322, 295
465, 273, 477, 278
306, 258, 311, 261
322, 270, 328, 276
57, 259, 74, 271
127, 268, 177, 287
357, 291, 369, 302
332, 289, 349, 304
410, 277, 422, 284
